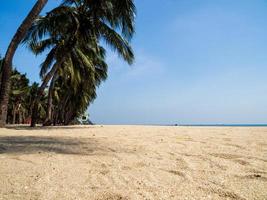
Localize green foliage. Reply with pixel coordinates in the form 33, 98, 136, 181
21, 0, 136, 125
3, 68, 46, 124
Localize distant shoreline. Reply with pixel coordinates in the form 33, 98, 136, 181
172, 124, 267, 127
4, 124, 267, 129
91, 124, 267, 127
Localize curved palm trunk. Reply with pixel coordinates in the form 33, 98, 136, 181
12, 104, 16, 124
31, 62, 60, 127
43, 74, 57, 126
18, 104, 22, 124
60, 94, 70, 124
53, 108, 59, 126
0, 0, 48, 127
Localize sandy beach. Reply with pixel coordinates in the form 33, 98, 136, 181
0, 126, 266, 200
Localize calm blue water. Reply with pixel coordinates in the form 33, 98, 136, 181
175, 124, 267, 127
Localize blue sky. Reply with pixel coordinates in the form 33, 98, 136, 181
1, 0, 267, 124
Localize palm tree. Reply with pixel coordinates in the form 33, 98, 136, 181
1, 58, 31, 124
0, 0, 48, 127
7, 70, 30, 124
52, 45, 108, 125
43, 73, 57, 125
24, 0, 135, 127
27, 82, 47, 124
0, 66, 43, 125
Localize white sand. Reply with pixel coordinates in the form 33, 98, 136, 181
0, 125, 266, 200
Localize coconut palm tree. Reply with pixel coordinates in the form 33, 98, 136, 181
7, 70, 30, 124
43, 73, 57, 125
27, 82, 47, 124
24, 0, 135, 127
0, 0, 48, 127
1, 55, 48, 125
52, 45, 108, 125
1, 58, 30, 124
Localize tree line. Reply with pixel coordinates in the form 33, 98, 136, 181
0, 62, 46, 124
0, 0, 136, 127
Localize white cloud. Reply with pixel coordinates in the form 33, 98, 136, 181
106, 49, 166, 81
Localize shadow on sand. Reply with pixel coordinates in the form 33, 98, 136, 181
5, 125, 101, 131
0, 135, 106, 155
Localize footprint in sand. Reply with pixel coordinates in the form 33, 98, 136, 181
199, 185, 246, 200
176, 135, 193, 142
166, 170, 186, 178
210, 153, 253, 166
176, 157, 189, 170
233, 159, 250, 166
121, 166, 132, 170
248, 168, 267, 175
208, 187, 245, 200
236, 174, 267, 182
210, 153, 241, 160
223, 143, 246, 150
222, 138, 232, 142
94, 192, 129, 200
134, 161, 147, 168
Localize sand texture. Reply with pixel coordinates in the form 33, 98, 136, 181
0, 125, 266, 200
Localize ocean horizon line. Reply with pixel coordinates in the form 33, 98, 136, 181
175, 124, 267, 127
94, 123, 267, 127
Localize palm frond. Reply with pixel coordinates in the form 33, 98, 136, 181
99, 22, 134, 64
39, 47, 56, 78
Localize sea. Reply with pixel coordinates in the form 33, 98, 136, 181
173, 124, 267, 127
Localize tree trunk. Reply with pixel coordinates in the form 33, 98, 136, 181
12, 104, 16, 124
31, 62, 60, 127
60, 94, 70, 124
43, 74, 57, 126
18, 110, 22, 124
22, 110, 25, 124
64, 109, 74, 125
0, 0, 48, 127
53, 109, 58, 126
